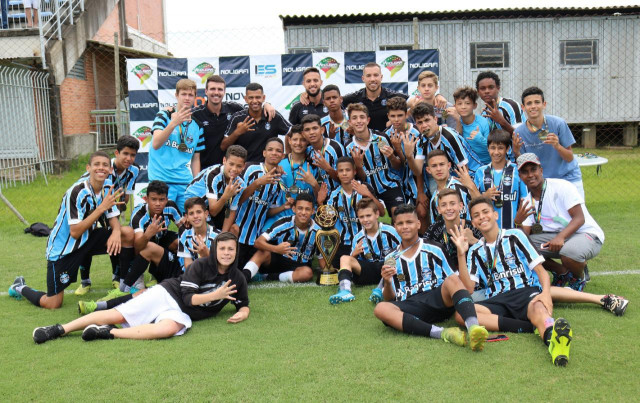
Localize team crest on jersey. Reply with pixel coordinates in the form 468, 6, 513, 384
381, 99, 387, 106
382, 247, 393, 256
323, 106, 328, 113
60, 273, 70, 284
504, 253, 516, 266
503, 174, 512, 187
203, 120, 209, 126
265, 122, 271, 130
186, 135, 194, 144
227, 114, 232, 120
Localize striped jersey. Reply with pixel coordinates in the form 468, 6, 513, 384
385, 124, 421, 203
184, 164, 246, 212
306, 138, 345, 193
345, 130, 403, 197
428, 177, 472, 225
419, 126, 481, 177
235, 162, 284, 245
326, 183, 377, 246
473, 162, 527, 229
130, 200, 182, 241
390, 239, 454, 302
482, 97, 526, 132
467, 229, 544, 299
351, 223, 401, 263
320, 111, 352, 148
261, 216, 321, 264
46, 179, 120, 261
150, 109, 205, 184
177, 225, 220, 269
77, 158, 139, 195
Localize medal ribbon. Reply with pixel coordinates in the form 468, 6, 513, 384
531, 179, 547, 225
482, 229, 503, 272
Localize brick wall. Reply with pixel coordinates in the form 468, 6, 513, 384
93, 0, 165, 44
60, 54, 96, 136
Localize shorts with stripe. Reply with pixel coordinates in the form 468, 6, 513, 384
390, 286, 454, 324
476, 286, 542, 322
353, 259, 383, 285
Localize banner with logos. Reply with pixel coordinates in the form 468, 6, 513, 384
127, 49, 439, 205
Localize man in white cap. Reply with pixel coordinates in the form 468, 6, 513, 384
514, 153, 604, 291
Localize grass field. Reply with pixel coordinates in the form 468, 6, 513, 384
1, 150, 639, 401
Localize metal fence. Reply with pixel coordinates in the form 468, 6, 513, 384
0, 65, 54, 188
90, 108, 129, 150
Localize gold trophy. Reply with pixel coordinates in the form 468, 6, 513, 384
315, 205, 341, 285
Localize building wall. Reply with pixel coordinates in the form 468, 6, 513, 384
93, 0, 165, 44
284, 16, 640, 124
60, 54, 96, 136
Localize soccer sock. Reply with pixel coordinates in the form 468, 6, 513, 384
278, 271, 294, 283
401, 313, 432, 338
498, 317, 535, 333
338, 269, 353, 292
110, 254, 120, 279
123, 255, 149, 289
81, 279, 91, 287
119, 247, 134, 280
543, 326, 553, 346
451, 289, 478, 329
21, 286, 45, 307
79, 255, 92, 281
429, 325, 443, 339
243, 261, 259, 280
105, 294, 133, 309
96, 301, 108, 310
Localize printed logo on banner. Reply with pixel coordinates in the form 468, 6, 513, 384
157, 58, 189, 90
282, 53, 313, 86
254, 64, 277, 77
131, 63, 154, 85
382, 83, 408, 95
193, 62, 216, 84
219, 57, 250, 88
127, 59, 158, 91
380, 55, 405, 78
408, 49, 440, 81
344, 52, 376, 84
224, 87, 246, 104
285, 93, 301, 110
129, 89, 160, 122
132, 125, 153, 148
316, 57, 340, 79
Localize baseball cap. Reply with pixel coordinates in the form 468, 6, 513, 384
516, 153, 541, 170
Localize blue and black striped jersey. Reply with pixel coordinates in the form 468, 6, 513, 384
390, 239, 454, 302
428, 177, 472, 225
46, 180, 120, 261
385, 125, 421, 203
185, 164, 246, 212
326, 183, 377, 247
351, 223, 401, 263
482, 97, 526, 132
345, 130, 403, 197
78, 158, 139, 196
320, 111, 352, 148
306, 138, 345, 193
235, 163, 284, 245
177, 225, 220, 269
467, 229, 544, 300
261, 216, 321, 264
473, 162, 527, 229
130, 200, 182, 241
419, 126, 481, 177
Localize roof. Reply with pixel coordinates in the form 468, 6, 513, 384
280, 6, 640, 25
86, 40, 172, 59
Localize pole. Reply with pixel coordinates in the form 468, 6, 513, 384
413, 17, 419, 50
0, 188, 30, 226
114, 32, 121, 139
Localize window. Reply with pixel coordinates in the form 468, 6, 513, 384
288, 47, 329, 54
560, 40, 598, 66
379, 44, 413, 51
470, 42, 509, 69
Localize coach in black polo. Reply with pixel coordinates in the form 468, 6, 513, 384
221, 83, 291, 163
289, 67, 328, 125
192, 75, 244, 169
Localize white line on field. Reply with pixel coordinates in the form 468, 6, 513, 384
2, 270, 639, 297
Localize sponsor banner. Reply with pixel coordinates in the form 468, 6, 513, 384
377, 50, 408, 83
382, 82, 408, 96
312, 52, 345, 85
133, 182, 149, 208
281, 53, 313, 86
188, 58, 220, 88
219, 56, 251, 88
344, 51, 376, 84
408, 49, 439, 80
129, 89, 159, 122
224, 87, 247, 106
130, 121, 154, 153
250, 54, 282, 87
128, 59, 158, 91
157, 58, 188, 90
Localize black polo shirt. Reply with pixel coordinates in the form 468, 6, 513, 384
224, 109, 291, 163
288, 99, 328, 125
342, 87, 408, 132
192, 102, 244, 169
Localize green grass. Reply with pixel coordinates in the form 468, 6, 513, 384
1, 151, 639, 401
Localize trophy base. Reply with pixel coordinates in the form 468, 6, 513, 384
318, 272, 339, 286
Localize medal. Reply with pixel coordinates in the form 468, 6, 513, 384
289, 184, 299, 194
495, 198, 503, 208
531, 223, 543, 234
178, 142, 188, 152
178, 122, 189, 152
364, 252, 373, 260
397, 274, 406, 282
538, 129, 549, 142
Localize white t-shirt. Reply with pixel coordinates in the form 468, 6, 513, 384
523, 178, 604, 242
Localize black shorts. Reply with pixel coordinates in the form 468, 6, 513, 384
331, 243, 352, 269
149, 249, 183, 282
377, 187, 405, 215
391, 286, 454, 324
156, 230, 178, 250
353, 259, 383, 285
238, 243, 257, 270
477, 286, 542, 322
46, 228, 112, 296
262, 253, 308, 274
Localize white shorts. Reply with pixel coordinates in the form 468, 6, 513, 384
23, 0, 40, 9
115, 285, 192, 336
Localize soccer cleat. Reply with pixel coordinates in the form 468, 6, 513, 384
33, 324, 65, 344
78, 300, 97, 316
97, 288, 128, 302
548, 318, 572, 367
129, 287, 140, 294
601, 294, 629, 317
566, 275, 586, 292
81, 324, 116, 341
111, 280, 120, 289
251, 273, 267, 282
551, 271, 572, 287
74, 283, 91, 296
329, 289, 355, 305
369, 288, 383, 304
583, 265, 590, 283
468, 325, 489, 352
145, 278, 157, 288
8, 276, 26, 300
441, 327, 467, 347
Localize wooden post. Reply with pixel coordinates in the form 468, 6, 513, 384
114, 32, 121, 139
622, 124, 638, 147
582, 125, 597, 149
413, 17, 419, 50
